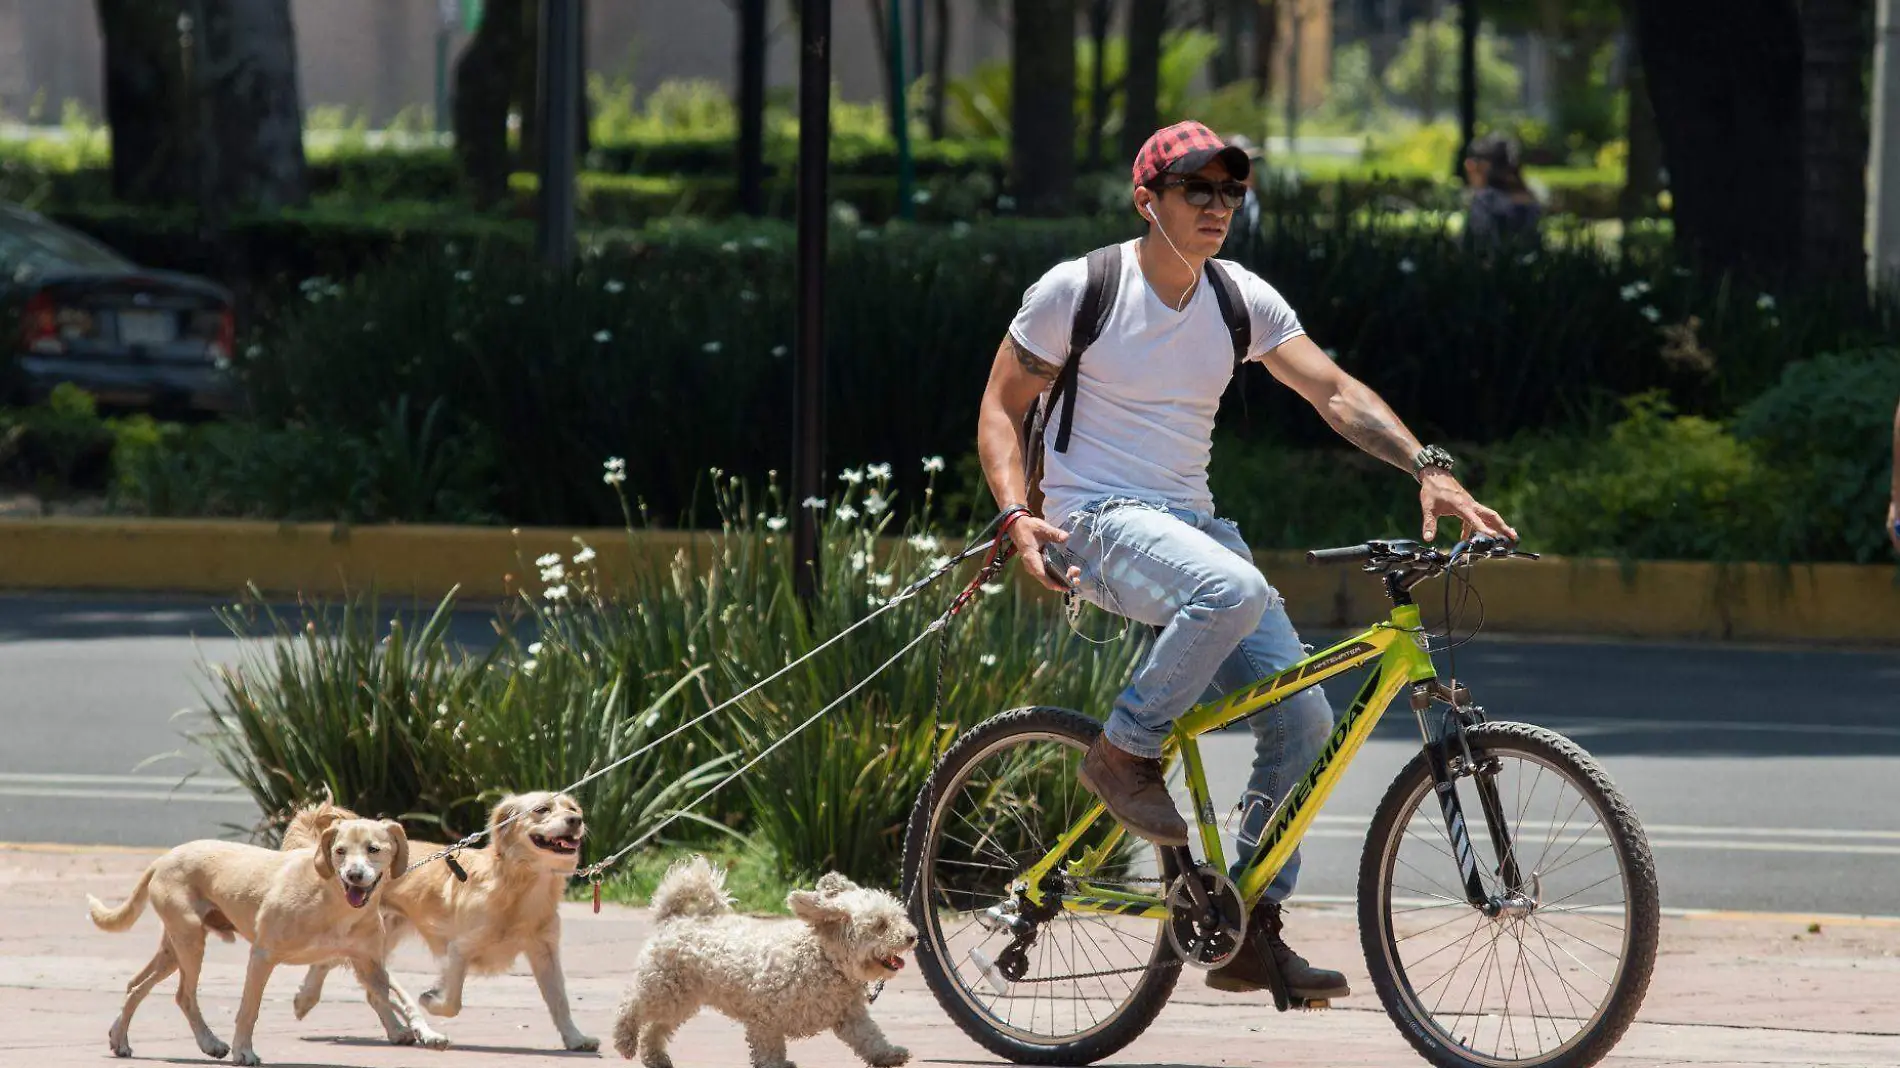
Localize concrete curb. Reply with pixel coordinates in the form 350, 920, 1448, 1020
0, 517, 1895, 643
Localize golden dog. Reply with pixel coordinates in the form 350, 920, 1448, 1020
286, 791, 597, 1051
89, 818, 414, 1065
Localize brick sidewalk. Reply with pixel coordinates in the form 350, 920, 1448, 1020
5, 846, 1898, 1067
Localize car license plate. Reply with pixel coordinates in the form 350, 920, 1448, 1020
118, 310, 176, 346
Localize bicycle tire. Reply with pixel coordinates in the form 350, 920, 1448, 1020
1359, 721, 1660, 1068
901, 706, 1180, 1066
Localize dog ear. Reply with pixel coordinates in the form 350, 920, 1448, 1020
314, 825, 339, 879
816, 872, 857, 897
489, 795, 524, 845
380, 820, 409, 880
788, 889, 849, 929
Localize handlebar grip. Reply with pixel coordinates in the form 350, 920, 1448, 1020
1306, 544, 1375, 565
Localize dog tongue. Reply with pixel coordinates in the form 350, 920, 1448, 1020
345, 885, 371, 909
883, 956, 905, 972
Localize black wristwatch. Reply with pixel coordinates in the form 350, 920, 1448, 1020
1412, 444, 1455, 478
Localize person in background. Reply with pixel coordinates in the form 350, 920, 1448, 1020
1463, 131, 1542, 249
1888, 395, 1899, 552
1221, 133, 1266, 258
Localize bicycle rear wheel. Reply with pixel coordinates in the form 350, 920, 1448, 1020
1360, 721, 1659, 1068
900, 706, 1179, 1066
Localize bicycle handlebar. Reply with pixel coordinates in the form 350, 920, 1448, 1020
1305, 536, 1539, 573
1306, 544, 1376, 565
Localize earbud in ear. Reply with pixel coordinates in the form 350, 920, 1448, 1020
1143, 203, 1156, 220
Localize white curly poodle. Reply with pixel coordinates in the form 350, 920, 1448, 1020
612, 856, 917, 1068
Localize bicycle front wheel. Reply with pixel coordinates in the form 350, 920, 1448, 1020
900, 706, 1179, 1066
1360, 722, 1659, 1068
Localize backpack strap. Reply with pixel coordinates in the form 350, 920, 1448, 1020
1049, 244, 1124, 453
1203, 258, 1251, 369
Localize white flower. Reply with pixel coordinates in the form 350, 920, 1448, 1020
996, 194, 1017, 210
912, 189, 933, 204
836, 504, 860, 521
866, 593, 885, 607
771, 344, 788, 357
858, 229, 879, 241
1518, 251, 1538, 265
908, 533, 940, 552
740, 290, 758, 302
867, 463, 892, 481
839, 468, 864, 485
572, 545, 596, 565
1619, 281, 1650, 301
922, 455, 946, 473
507, 294, 524, 305
872, 572, 894, 588
765, 515, 788, 532
979, 653, 998, 667
445, 242, 460, 255
602, 456, 627, 485
980, 252, 997, 264
751, 236, 769, 248
863, 492, 889, 515
527, 641, 544, 656
1397, 258, 1416, 274
803, 496, 827, 511
521, 658, 538, 674
1756, 293, 1777, 311
539, 561, 566, 583
702, 341, 722, 353
535, 552, 562, 568
594, 329, 613, 343
455, 270, 473, 282
721, 240, 740, 253
605, 279, 625, 293
1640, 305, 1662, 323
927, 554, 953, 572
951, 221, 972, 237
981, 582, 1004, 596
850, 550, 869, 572
543, 584, 570, 602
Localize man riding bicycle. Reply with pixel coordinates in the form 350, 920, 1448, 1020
974, 122, 1517, 1004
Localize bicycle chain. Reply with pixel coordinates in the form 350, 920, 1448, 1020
984, 873, 1192, 985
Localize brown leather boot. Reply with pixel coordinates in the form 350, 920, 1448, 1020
1076, 734, 1188, 846
1205, 900, 1350, 1000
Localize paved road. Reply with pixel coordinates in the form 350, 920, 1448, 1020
1, 592, 1896, 916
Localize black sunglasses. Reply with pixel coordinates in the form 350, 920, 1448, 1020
1154, 176, 1248, 210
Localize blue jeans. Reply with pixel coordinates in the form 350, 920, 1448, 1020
1059, 496, 1336, 902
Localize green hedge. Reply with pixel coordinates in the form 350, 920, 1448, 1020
211, 213, 1885, 536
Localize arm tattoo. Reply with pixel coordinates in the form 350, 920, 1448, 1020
1328, 386, 1416, 472
1008, 335, 1059, 382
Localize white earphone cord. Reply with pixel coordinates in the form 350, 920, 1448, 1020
1144, 202, 1199, 312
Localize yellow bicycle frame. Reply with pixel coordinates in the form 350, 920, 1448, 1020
1020, 602, 1438, 918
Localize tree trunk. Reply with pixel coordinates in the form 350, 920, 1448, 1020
95, 0, 194, 205
1253, 0, 1280, 105
1630, 0, 1803, 281
927, 0, 951, 140
454, 0, 527, 208
1121, 0, 1164, 161
197, 0, 307, 211
1085, 0, 1112, 170
1800, 0, 1873, 288
1012, 0, 1078, 215
1619, 27, 1664, 222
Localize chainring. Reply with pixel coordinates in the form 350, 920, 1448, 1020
1165, 867, 1247, 969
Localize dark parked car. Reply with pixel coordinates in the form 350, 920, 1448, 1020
2, 202, 239, 416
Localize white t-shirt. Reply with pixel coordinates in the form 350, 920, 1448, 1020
1009, 239, 1307, 526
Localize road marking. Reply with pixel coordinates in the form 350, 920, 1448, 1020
1283, 815, 1900, 857
0, 772, 240, 789
0, 786, 253, 804
1292, 894, 1900, 929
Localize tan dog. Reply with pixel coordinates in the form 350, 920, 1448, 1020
88, 819, 414, 1065
286, 791, 597, 1051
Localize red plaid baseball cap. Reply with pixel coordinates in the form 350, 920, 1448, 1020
1131, 121, 1252, 188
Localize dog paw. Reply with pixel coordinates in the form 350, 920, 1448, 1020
230, 1048, 260, 1067
291, 992, 319, 1020
416, 1027, 453, 1051
565, 1033, 601, 1052
418, 989, 460, 1018
108, 1039, 131, 1058
866, 1047, 910, 1067
200, 1036, 231, 1059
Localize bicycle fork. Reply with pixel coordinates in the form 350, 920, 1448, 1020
1412, 681, 1527, 915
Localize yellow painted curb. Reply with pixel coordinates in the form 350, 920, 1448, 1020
0, 518, 1894, 643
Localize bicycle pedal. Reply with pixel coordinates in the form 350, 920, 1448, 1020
1292, 998, 1330, 1011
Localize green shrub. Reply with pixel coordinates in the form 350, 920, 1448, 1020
113, 397, 499, 524
193, 465, 1149, 886
1733, 348, 1900, 563
1492, 393, 1790, 561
